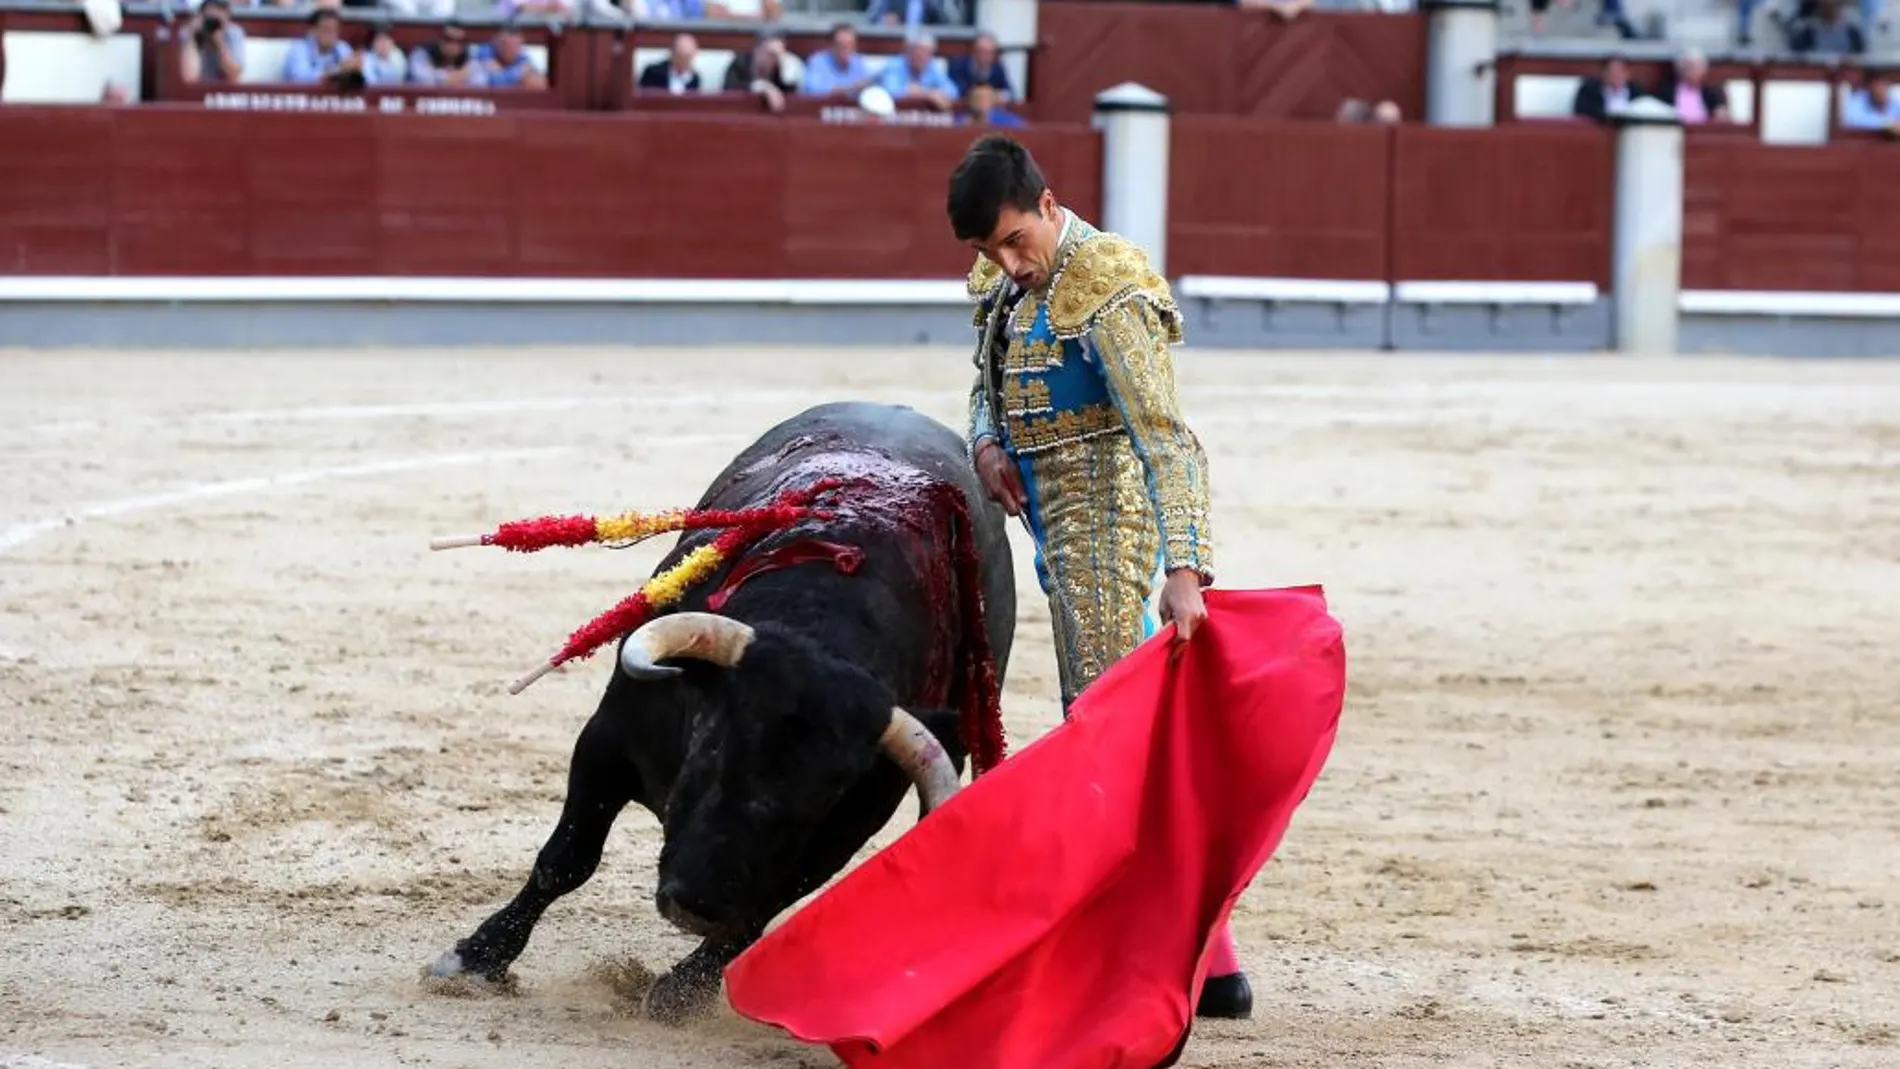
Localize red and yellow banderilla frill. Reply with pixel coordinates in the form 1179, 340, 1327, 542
430, 478, 850, 695
430, 475, 1009, 777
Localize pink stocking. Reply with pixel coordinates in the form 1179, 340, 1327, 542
1206, 921, 1241, 976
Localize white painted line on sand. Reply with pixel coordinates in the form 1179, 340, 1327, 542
0, 447, 574, 556
24, 390, 951, 438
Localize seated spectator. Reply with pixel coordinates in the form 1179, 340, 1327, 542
1651, 48, 1731, 123
1236, 0, 1315, 21
361, 23, 408, 86
878, 32, 958, 111
947, 30, 1012, 104
865, 0, 965, 27
282, 9, 359, 86
1788, 0, 1867, 52
724, 30, 800, 111
1335, 96, 1402, 123
1841, 70, 1900, 133
959, 83, 1022, 127
803, 22, 879, 98
178, 0, 245, 85
384, 0, 456, 16
640, 33, 702, 93
479, 24, 548, 90
1572, 55, 1645, 123
499, 0, 576, 18
409, 21, 488, 87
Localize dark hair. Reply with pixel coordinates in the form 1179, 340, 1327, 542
946, 134, 1046, 242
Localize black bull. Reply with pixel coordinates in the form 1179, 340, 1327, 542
428, 401, 1017, 1022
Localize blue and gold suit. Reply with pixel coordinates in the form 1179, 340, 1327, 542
967, 210, 1214, 711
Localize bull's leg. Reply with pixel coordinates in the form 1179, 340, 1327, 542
428, 717, 639, 985
641, 926, 764, 1026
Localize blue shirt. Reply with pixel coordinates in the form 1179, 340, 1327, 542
802, 50, 875, 95
476, 44, 540, 87
643, 0, 705, 17
1842, 87, 1900, 128
879, 56, 959, 100
282, 36, 353, 84
948, 54, 1012, 99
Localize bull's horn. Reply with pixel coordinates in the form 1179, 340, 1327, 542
880, 707, 962, 816
618, 612, 756, 680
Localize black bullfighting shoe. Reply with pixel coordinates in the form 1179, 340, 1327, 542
1195, 971, 1253, 1020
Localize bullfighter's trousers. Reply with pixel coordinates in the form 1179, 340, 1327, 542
1014, 431, 1166, 715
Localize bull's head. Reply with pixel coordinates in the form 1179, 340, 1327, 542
616, 612, 962, 940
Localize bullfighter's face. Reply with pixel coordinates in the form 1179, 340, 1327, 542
971, 186, 1062, 292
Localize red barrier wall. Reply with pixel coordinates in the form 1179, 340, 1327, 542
1167, 117, 1616, 287
1033, 2, 1425, 123
0, 105, 1100, 278
1683, 135, 1900, 291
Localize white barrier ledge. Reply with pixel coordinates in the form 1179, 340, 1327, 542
0, 277, 974, 306
1394, 280, 1601, 305
1679, 290, 1900, 318
1176, 276, 1391, 303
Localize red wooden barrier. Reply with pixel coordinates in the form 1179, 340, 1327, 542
1390, 123, 1614, 287
1683, 136, 1900, 292
1167, 118, 1615, 288
0, 105, 1101, 280
1169, 116, 1390, 281
1033, 1, 1424, 124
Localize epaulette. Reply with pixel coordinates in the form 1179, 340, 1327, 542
967, 255, 1006, 326
1044, 233, 1183, 342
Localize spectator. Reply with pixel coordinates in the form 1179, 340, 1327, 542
1335, 96, 1401, 122
499, 0, 576, 19
282, 9, 357, 86
1572, 55, 1645, 123
640, 33, 702, 93
409, 21, 488, 87
1841, 70, 1900, 133
641, 0, 709, 16
947, 30, 1012, 104
803, 22, 878, 97
384, 0, 457, 16
178, 0, 245, 86
1237, 0, 1315, 21
723, 30, 799, 111
878, 32, 958, 110
480, 24, 548, 90
865, 0, 965, 27
1651, 48, 1730, 123
1788, 0, 1867, 52
361, 24, 408, 86
959, 82, 1022, 127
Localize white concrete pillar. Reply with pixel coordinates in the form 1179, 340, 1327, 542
974, 0, 1038, 105
1611, 101, 1685, 355
1423, 0, 1499, 126
1092, 82, 1170, 276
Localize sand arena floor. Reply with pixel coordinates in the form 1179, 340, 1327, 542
2, 346, 1898, 1069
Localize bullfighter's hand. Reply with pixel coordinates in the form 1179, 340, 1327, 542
1159, 569, 1208, 642
974, 439, 1027, 517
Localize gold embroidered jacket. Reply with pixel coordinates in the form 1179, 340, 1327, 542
966, 213, 1214, 583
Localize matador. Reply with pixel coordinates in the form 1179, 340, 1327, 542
946, 134, 1249, 1022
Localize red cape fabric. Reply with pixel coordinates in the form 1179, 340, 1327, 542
722, 586, 1347, 1069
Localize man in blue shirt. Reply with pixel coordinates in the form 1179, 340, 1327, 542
1842, 71, 1900, 134
801, 22, 877, 98
877, 32, 959, 112
281, 9, 356, 85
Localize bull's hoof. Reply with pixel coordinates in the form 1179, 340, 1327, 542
640, 967, 721, 1026
1195, 971, 1253, 1020
420, 947, 517, 996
